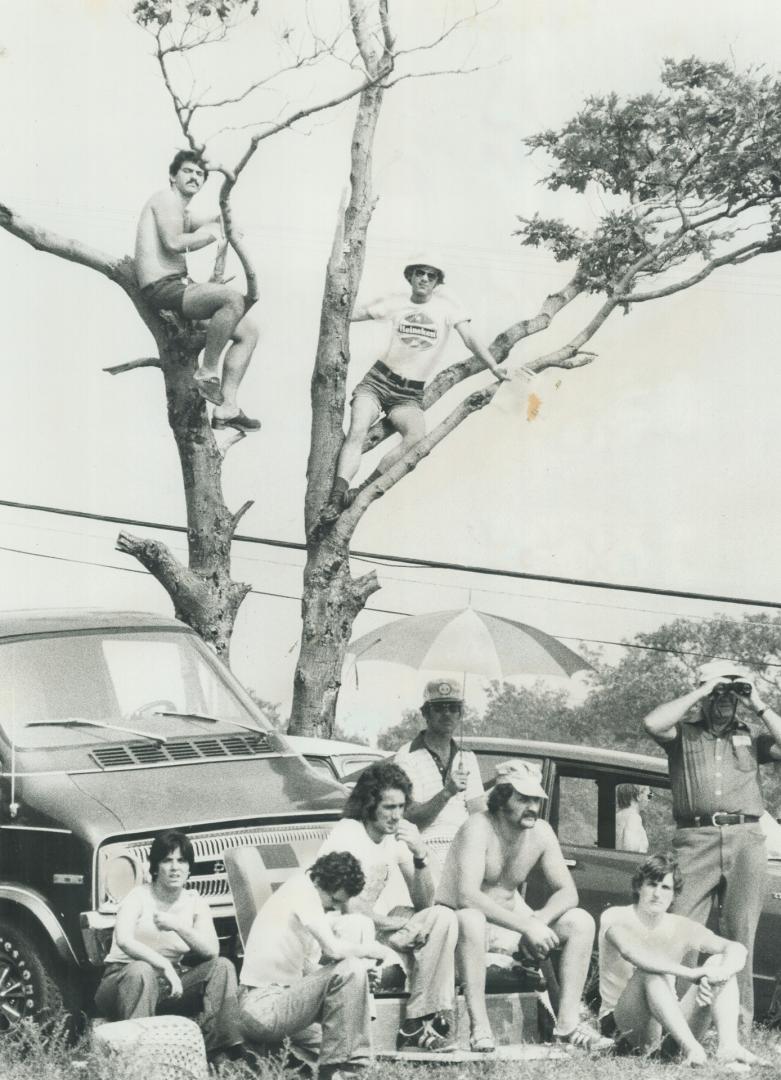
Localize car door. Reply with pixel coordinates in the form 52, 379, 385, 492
525, 761, 675, 927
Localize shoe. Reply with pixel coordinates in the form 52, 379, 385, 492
396, 1017, 455, 1053
469, 1030, 496, 1053
319, 490, 345, 525
553, 1022, 613, 1052
211, 409, 261, 433
193, 372, 224, 406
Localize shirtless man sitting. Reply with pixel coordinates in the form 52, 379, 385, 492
598, 851, 759, 1070
437, 759, 611, 1053
135, 150, 260, 433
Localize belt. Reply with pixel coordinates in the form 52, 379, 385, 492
375, 360, 425, 390
676, 812, 760, 828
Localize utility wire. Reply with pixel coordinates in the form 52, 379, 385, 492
1, 497, 781, 612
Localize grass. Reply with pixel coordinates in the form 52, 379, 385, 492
0, 1019, 779, 1080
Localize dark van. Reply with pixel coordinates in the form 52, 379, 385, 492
0, 609, 344, 1030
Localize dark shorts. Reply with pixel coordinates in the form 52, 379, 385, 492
141, 274, 193, 315
352, 360, 425, 416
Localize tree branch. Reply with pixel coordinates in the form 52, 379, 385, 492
230, 499, 254, 535
362, 276, 581, 453
103, 357, 162, 375
0, 202, 133, 286
615, 240, 771, 303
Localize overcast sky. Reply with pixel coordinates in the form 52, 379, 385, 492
3, 1, 781, 740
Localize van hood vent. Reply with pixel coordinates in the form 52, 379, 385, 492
90, 731, 272, 769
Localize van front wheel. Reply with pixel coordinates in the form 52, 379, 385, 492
0, 921, 66, 1031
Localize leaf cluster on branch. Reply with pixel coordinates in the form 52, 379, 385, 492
517, 57, 781, 299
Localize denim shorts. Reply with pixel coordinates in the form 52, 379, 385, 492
352, 361, 425, 416
141, 274, 193, 315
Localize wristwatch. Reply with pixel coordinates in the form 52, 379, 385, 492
412, 854, 428, 869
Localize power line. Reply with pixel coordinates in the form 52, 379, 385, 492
1, 496, 780, 613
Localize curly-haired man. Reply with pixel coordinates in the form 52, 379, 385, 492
238, 851, 385, 1080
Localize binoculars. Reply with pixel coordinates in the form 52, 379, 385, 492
711, 680, 752, 697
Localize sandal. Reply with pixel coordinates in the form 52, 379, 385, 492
553, 1022, 613, 1052
193, 371, 224, 406
469, 1031, 496, 1053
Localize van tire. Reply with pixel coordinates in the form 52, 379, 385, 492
0, 921, 67, 1031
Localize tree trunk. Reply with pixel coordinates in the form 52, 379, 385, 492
290, 59, 386, 733
290, 532, 379, 736
116, 314, 251, 661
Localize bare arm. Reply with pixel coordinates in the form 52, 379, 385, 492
693, 924, 747, 981
455, 321, 510, 381
350, 302, 375, 322
396, 820, 435, 910
151, 192, 219, 255
745, 683, 781, 756
306, 916, 386, 964
533, 827, 580, 927
344, 894, 408, 933
642, 681, 716, 740
606, 923, 705, 981
153, 897, 218, 960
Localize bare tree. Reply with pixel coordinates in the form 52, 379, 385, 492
0, 0, 478, 660
289, 55, 781, 734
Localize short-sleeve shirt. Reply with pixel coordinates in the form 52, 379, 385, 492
103, 884, 208, 965
365, 293, 470, 382
240, 871, 327, 987
598, 904, 712, 1017
394, 733, 484, 843
316, 818, 411, 914
653, 716, 776, 819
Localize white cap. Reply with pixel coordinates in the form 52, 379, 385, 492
494, 759, 547, 799
697, 660, 751, 683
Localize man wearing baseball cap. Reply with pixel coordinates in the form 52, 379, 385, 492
393, 680, 486, 848
319, 257, 509, 525
642, 660, 781, 1027
436, 759, 610, 1053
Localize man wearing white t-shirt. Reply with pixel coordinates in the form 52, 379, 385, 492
319, 256, 510, 524
394, 680, 485, 855
598, 852, 758, 1068
238, 851, 386, 1079
316, 761, 459, 1052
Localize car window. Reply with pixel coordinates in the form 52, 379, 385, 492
614, 782, 674, 853
334, 755, 382, 778
304, 756, 338, 780
555, 775, 598, 847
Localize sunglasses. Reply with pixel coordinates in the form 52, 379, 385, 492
412, 268, 439, 281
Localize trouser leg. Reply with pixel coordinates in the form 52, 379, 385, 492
672, 828, 721, 926
94, 961, 160, 1020
178, 956, 243, 1052
399, 906, 458, 1018
239, 961, 371, 1069
720, 825, 766, 1027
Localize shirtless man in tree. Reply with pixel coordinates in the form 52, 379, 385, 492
319, 255, 509, 525
437, 759, 611, 1053
135, 150, 260, 433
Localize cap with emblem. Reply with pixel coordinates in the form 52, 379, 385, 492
494, 759, 547, 800
422, 679, 463, 705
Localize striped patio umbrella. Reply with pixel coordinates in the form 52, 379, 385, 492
347, 607, 591, 681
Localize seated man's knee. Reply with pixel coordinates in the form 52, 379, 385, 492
331, 956, 370, 985
123, 960, 159, 989
457, 907, 486, 940
557, 906, 595, 942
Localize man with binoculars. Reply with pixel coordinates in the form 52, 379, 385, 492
642, 661, 781, 1028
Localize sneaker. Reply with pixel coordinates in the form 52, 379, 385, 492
553, 1022, 613, 1053
396, 1017, 455, 1053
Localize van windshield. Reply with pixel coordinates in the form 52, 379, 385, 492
0, 629, 267, 748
